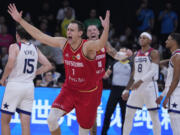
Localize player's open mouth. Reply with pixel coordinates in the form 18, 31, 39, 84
67, 36, 72, 40
91, 35, 96, 39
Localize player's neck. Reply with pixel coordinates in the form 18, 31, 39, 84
170, 46, 179, 54
71, 38, 82, 50
141, 45, 150, 53
20, 39, 29, 44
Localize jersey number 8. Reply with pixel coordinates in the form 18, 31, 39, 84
138, 64, 142, 72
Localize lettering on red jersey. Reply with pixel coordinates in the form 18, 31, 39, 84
96, 47, 106, 79
63, 40, 98, 91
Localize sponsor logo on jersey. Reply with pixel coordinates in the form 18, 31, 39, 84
135, 57, 147, 63
72, 56, 76, 60
96, 54, 106, 60
145, 52, 149, 56
101, 48, 105, 52
76, 54, 80, 60
64, 60, 84, 67
97, 51, 101, 54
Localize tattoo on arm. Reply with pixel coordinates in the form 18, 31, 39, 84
106, 42, 117, 58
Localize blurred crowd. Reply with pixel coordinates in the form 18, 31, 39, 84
0, 0, 178, 89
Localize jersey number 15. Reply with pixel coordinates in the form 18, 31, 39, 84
23, 58, 35, 74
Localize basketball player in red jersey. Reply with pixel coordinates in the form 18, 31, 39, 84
8, 3, 110, 135
86, 25, 132, 135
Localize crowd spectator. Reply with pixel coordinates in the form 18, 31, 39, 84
108, 23, 115, 41
56, 0, 75, 25
41, 71, 58, 87
0, 47, 8, 69
159, 2, 178, 42
24, 12, 33, 24
136, 0, 154, 34
158, 2, 178, 59
34, 75, 43, 87
119, 27, 136, 50
0, 15, 6, 33
84, 9, 101, 30
151, 35, 164, 59
61, 7, 74, 37
0, 24, 14, 50
38, 1, 55, 34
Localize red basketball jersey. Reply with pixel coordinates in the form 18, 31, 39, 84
96, 47, 106, 80
63, 39, 98, 92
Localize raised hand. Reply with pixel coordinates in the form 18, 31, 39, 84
120, 48, 133, 57
8, 3, 23, 23
126, 49, 133, 57
99, 10, 110, 29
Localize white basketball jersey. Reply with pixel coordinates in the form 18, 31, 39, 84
8, 42, 38, 83
165, 49, 180, 87
134, 48, 158, 82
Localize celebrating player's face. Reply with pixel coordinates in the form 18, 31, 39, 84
139, 35, 151, 47
67, 23, 82, 43
87, 25, 100, 40
165, 35, 174, 49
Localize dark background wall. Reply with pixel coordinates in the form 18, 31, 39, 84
0, 0, 179, 35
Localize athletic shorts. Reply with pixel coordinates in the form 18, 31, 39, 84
169, 113, 180, 135
168, 86, 180, 113
97, 80, 103, 106
0, 82, 34, 115
52, 85, 99, 129
127, 81, 159, 110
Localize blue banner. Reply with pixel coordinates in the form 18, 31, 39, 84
0, 86, 172, 135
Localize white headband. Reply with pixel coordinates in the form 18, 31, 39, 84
140, 32, 152, 40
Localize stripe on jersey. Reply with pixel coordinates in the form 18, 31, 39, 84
136, 48, 153, 57
169, 50, 180, 67
153, 81, 158, 106
16, 42, 21, 50
169, 61, 174, 68
126, 104, 142, 110
33, 44, 38, 50
172, 49, 180, 56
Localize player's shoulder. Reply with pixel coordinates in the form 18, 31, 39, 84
151, 48, 159, 55
173, 53, 180, 62
54, 36, 67, 49
132, 51, 138, 58
9, 43, 20, 50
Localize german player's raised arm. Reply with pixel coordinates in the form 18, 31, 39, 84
105, 41, 117, 58
85, 10, 110, 52
8, 3, 66, 49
